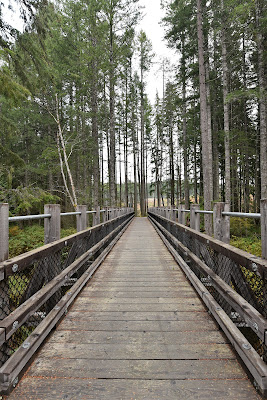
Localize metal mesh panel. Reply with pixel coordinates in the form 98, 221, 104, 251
0, 213, 132, 367
149, 212, 267, 361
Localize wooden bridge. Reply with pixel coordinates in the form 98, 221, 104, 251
0, 211, 267, 399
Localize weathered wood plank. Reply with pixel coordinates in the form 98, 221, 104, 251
37, 342, 236, 359
64, 311, 209, 321
70, 302, 209, 312
57, 319, 218, 332
5, 378, 260, 400
28, 358, 246, 380
71, 296, 204, 304
78, 290, 198, 298
49, 329, 228, 344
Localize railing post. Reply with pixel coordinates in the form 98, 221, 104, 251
0, 204, 9, 321
213, 202, 230, 244
178, 205, 186, 225
76, 205, 87, 232
102, 207, 107, 223
0, 203, 9, 262
190, 204, 200, 231
171, 206, 176, 221
44, 204, 61, 244
95, 206, 101, 225
261, 199, 267, 259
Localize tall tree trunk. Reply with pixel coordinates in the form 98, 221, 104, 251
212, 31, 220, 202
91, 66, 100, 208
109, 22, 116, 207
182, 36, 190, 209
140, 69, 146, 216
169, 125, 175, 206
256, 0, 267, 199
221, 0, 231, 207
124, 70, 129, 207
197, 0, 213, 234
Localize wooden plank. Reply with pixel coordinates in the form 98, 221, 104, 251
27, 358, 246, 380
89, 282, 189, 287
78, 291, 198, 298
62, 310, 210, 321
5, 378, 260, 400
49, 329, 228, 345
70, 297, 204, 304
57, 319, 218, 332
37, 342, 236, 360
85, 285, 192, 291
70, 302, 206, 312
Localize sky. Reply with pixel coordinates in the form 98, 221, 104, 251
137, 0, 177, 104
137, 0, 178, 104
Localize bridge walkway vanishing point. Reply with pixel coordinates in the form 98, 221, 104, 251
4, 218, 260, 399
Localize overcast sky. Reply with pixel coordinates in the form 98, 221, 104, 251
137, 0, 178, 104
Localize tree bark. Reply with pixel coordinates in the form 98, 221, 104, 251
221, 0, 231, 207
196, 0, 213, 234
256, 0, 267, 199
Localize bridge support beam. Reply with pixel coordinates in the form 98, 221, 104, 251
261, 199, 267, 259
213, 202, 230, 244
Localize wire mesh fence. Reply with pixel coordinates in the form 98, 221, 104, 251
0, 212, 133, 368
149, 211, 267, 362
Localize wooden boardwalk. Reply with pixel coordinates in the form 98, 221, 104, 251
5, 218, 259, 399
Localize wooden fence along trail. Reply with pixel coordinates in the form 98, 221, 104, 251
2, 218, 262, 399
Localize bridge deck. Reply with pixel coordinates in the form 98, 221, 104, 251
5, 218, 259, 399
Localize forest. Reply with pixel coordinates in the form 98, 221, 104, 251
0, 0, 266, 233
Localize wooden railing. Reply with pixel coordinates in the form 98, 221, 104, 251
0, 203, 132, 263
150, 199, 267, 259
0, 208, 134, 394
148, 209, 267, 396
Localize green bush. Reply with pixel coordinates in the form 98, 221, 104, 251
230, 236, 261, 257
9, 225, 77, 258
230, 217, 260, 237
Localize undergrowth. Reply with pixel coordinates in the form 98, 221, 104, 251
9, 225, 77, 258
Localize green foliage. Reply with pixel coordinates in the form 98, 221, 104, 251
230, 217, 260, 237
230, 236, 262, 258
0, 65, 31, 105
0, 186, 60, 215
230, 218, 261, 256
9, 224, 77, 258
9, 225, 44, 257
